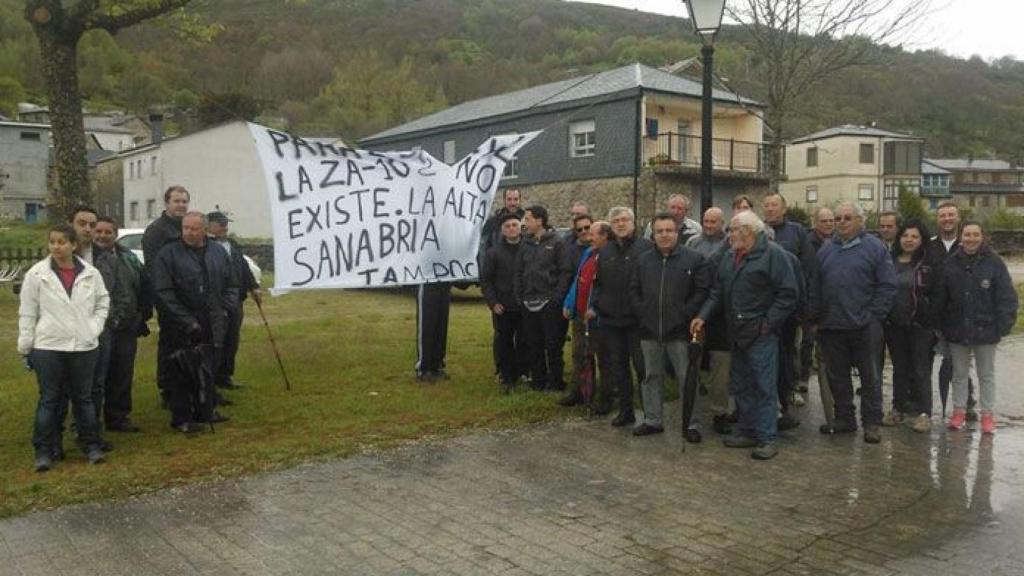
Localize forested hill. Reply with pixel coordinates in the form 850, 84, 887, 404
0, 0, 1021, 161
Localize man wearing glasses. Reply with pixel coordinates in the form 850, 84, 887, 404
809, 202, 896, 443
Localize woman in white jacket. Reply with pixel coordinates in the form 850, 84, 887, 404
18, 223, 110, 471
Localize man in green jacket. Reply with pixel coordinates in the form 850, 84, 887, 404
691, 210, 799, 460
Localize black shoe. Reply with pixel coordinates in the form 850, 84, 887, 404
106, 419, 141, 433
726, 410, 739, 424
723, 435, 759, 448
684, 428, 703, 444
777, 414, 801, 432
819, 423, 834, 435
220, 380, 246, 390
203, 411, 230, 424
611, 411, 636, 427
557, 392, 582, 407
632, 423, 664, 436
752, 443, 779, 460
34, 454, 53, 472
415, 371, 435, 383
433, 369, 450, 381
50, 446, 65, 461
831, 420, 858, 435
863, 425, 882, 444
712, 414, 732, 435
217, 396, 234, 407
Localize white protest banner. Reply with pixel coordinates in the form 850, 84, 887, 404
247, 123, 539, 293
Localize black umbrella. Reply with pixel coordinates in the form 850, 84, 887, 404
681, 331, 704, 452
169, 343, 217, 431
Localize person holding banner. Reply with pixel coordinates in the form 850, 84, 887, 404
515, 205, 572, 392
481, 213, 526, 393
416, 282, 452, 382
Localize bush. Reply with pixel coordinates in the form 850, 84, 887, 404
985, 208, 1024, 230
786, 205, 811, 227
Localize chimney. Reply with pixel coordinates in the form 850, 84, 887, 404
148, 113, 164, 145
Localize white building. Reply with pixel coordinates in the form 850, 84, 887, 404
121, 120, 344, 238
0, 121, 51, 222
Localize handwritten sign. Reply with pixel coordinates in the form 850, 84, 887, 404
248, 123, 538, 292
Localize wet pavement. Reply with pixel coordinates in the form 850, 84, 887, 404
2, 337, 1023, 576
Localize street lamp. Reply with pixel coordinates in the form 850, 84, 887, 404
683, 0, 726, 215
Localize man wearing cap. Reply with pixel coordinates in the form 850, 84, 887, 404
207, 211, 260, 391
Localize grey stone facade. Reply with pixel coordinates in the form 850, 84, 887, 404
0, 122, 50, 222
362, 96, 641, 190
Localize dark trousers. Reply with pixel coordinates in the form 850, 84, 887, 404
104, 327, 139, 426
597, 324, 644, 414
731, 334, 780, 444
219, 305, 244, 386
31, 348, 101, 456
820, 322, 884, 428
416, 283, 451, 375
168, 344, 217, 428
885, 323, 935, 416
777, 318, 799, 413
523, 303, 565, 390
56, 330, 110, 436
493, 310, 525, 383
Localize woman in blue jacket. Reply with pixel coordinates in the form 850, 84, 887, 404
934, 222, 1019, 434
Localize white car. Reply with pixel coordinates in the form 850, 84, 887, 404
117, 228, 262, 286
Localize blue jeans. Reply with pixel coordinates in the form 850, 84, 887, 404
730, 334, 779, 444
30, 348, 102, 456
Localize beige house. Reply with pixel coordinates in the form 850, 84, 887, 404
781, 125, 923, 213
924, 158, 1024, 215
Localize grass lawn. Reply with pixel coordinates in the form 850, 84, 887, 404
0, 283, 569, 518
1017, 283, 1024, 333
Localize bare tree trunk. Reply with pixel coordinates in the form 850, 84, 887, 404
765, 107, 785, 193
37, 28, 87, 221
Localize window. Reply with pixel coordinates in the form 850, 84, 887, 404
806, 147, 818, 167
502, 155, 519, 179
859, 143, 874, 164
146, 199, 156, 219
20, 131, 41, 141
569, 120, 596, 158
137, 160, 143, 178
645, 118, 659, 139
443, 140, 456, 164
858, 184, 874, 201
130, 201, 139, 221
150, 156, 157, 175
128, 162, 134, 180
981, 195, 990, 207
806, 186, 818, 203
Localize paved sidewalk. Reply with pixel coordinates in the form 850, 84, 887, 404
2, 338, 1023, 576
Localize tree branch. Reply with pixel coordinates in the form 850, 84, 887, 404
85, 0, 194, 34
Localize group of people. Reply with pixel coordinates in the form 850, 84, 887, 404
17, 185, 260, 472
477, 190, 1018, 460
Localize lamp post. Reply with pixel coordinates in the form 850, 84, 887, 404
684, 0, 726, 215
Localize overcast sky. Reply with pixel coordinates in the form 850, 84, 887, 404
568, 0, 1023, 61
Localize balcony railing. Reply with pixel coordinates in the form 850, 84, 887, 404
642, 132, 778, 176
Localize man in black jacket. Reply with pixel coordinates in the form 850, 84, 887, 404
590, 206, 654, 426
925, 200, 975, 417
152, 212, 238, 433
94, 216, 150, 433
479, 188, 524, 270
481, 213, 525, 392
515, 205, 572, 392
207, 211, 260, 391
144, 185, 190, 403
629, 213, 711, 440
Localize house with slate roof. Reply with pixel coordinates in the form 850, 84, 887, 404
923, 158, 1024, 215
780, 124, 924, 213
360, 63, 772, 225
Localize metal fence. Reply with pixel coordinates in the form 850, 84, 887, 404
642, 132, 773, 174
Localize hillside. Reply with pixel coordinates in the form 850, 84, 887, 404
0, 0, 1021, 161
